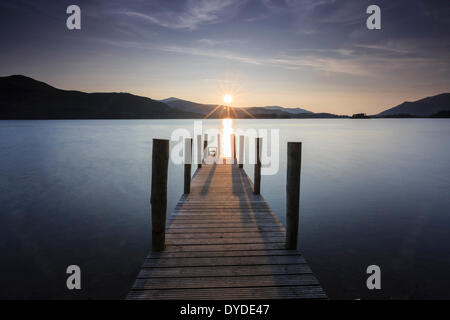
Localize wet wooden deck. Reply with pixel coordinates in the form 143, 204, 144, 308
127, 163, 326, 300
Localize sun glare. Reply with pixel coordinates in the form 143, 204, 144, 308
223, 94, 233, 105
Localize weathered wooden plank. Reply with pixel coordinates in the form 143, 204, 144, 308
167, 224, 282, 229
146, 249, 300, 259
179, 200, 267, 203
165, 236, 286, 246
173, 208, 274, 211
133, 274, 319, 290
173, 210, 273, 213
170, 214, 276, 219
163, 242, 287, 252
138, 263, 312, 278
171, 212, 274, 216
169, 218, 278, 224
127, 285, 327, 300
166, 231, 284, 239
166, 226, 284, 234
169, 219, 278, 224
143, 255, 306, 268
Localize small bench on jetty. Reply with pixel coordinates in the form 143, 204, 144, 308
127, 135, 327, 300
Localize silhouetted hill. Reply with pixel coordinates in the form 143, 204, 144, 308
377, 93, 450, 117
263, 106, 313, 114
160, 97, 217, 115
430, 110, 450, 118
0, 75, 201, 119
161, 97, 340, 118
0, 75, 353, 119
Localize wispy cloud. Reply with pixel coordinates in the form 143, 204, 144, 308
116, 0, 244, 30
100, 36, 443, 77
195, 38, 246, 46
156, 44, 369, 75
159, 45, 262, 65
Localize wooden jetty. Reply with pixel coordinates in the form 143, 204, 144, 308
127, 138, 326, 300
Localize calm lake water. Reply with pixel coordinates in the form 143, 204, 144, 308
1, 119, 449, 299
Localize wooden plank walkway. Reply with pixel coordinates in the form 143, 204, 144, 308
127, 163, 326, 300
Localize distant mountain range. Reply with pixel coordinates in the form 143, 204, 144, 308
1, 75, 449, 119
159, 97, 339, 119
376, 93, 450, 117
0, 75, 201, 119
263, 106, 313, 114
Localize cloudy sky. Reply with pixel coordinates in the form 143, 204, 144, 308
1, 0, 449, 114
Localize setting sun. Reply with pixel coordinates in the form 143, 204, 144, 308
223, 94, 233, 105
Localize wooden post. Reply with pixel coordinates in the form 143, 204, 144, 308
254, 137, 261, 195
203, 134, 208, 157
217, 134, 221, 160
150, 139, 169, 252
238, 135, 244, 168
286, 142, 302, 250
197, 134, 202, 169
184, 138, 192, 194
232, 134, 236, 163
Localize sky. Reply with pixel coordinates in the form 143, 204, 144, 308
0, 0, 449, 114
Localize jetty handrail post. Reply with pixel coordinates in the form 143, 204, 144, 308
254, 137, 262, 194
217, 133, 221, 161
150, 139, 170, 252
286, 142, 302, 250
184, 138, 192, 194
203, 134, 208, 161
231, 134, 236, 164
197, 134, 202, 169
238, 135, 244, 168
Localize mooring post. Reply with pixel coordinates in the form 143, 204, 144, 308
217, 133, 221, 160
254, 137, 262, 195
286, 142, 302, 250
197, 134, 202, 169
150, 139, 169, 252
184, 138, 192, 194
203, 134, 208, 159
238, 135, 244, 168
232, 134, 236, 163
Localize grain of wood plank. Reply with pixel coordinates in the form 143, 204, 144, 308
165, 236, 286, 246
143, 255, 306, 268
127, 285, 327, 300
133, 274, 319, 290
166, 226, 283, 233
146, 249, 300, 259
164, 243, 288, 252
165, 231, 284, 239
137, 264, 312, 278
